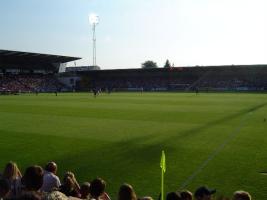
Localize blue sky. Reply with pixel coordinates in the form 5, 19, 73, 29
1, 0, 267, 69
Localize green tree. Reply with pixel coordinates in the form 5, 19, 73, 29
164, 59, 171, 68
141, 60, 158, 68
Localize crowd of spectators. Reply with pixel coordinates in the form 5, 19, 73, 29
84, 67, 267, 92
195, 70, 267, 91
0, 74, 67, 93
90, 76, 264, 92
1, 67, 267, 93
89, 74, 267, 92
0, 161, 252, 200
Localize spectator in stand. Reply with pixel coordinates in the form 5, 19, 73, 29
41, 162, 61, 192
2, 161, 22, 198
80, 182, 91, 199
166, 192, 182, 200
0, 178, 10, 199
118, 183, 137, 200
89, 178, 110, 200
232, 191, 251, 200
21, 165, 44, 198
180, 190, 192, 200
59, 172, 80, 198
0, 74, 69, 93
194, 186, 216, 200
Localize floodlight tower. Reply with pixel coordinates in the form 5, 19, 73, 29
89, 13, 99, 67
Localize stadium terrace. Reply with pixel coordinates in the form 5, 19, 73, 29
63, 64, 267, 93
1, 49, 267, 93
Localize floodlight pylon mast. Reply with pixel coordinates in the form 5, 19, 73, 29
92, 23, 96, 67
89, 13, 99, 67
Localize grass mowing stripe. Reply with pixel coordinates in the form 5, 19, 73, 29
179, 102, 266, 189
0, 93, 267, 199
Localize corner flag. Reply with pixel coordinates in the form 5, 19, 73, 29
160, 150, 166, 173
160, 150, 166, 200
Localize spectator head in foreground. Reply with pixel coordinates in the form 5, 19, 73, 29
59, 171, 80, 197
2, 161, 22, 179
194, 186, 216, 200
63, 171, 80, 190
41, 161, 61, 192
89, 178, 106, 199
45, 162, 58, 174
45, 191, 69, 200
22, 165, 44, 191
166, 192, 182, 200
180, 190, 192, 200
118, 183, 137, 200
138, 196, 153, 200
80, 182, 90, 199
0, 178, 10, 198
232, 191, 251, 200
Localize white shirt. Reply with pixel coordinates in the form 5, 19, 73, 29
41, 171, 61, 192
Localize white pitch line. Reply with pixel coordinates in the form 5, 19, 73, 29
179, 112, 251, 189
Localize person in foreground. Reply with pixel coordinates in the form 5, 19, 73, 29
232, 191, 251, 200
118, 183, 137, 200
2, 161, 22, 198
80, 182, 90, 199
89, 178, 110, 200
194, 186, 216, 200
180, 190, 192, 200
41, 162, 61, 192
20, 165, 44, 199
0, 178, 10, 199
59, 172, 80, 198
166, 192, 182, 200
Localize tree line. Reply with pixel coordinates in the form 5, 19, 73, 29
141, 59, 173, 69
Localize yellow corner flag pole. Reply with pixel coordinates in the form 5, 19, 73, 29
160, 150, 166, 200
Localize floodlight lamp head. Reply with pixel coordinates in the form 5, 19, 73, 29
89, 13, 99, 25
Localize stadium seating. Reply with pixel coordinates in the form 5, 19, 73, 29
75, 65, 267, 92
0, 74, 68, 93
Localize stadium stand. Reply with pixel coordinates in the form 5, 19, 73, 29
0, 49, 80, 94
0, 74, 68, 93
1, 49, 267, 94
63, 65, 267, 92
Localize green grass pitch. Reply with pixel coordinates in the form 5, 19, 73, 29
0, 92, 267, 199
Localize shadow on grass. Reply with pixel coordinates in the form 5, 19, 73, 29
166, 102, 267, 140
0, 102, 265, 198
0, 129, 171, 197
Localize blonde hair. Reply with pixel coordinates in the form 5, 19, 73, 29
63, 171, 80, 191
3, 161, 22, 180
